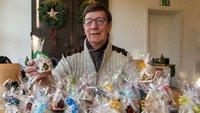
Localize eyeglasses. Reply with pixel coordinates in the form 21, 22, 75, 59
84, 17, 107, 26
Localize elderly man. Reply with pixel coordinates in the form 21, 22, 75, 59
25, 3, 140, 112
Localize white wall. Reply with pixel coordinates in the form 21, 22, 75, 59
109, 0, 200, 82
0, 0, 31, 64
181, 0, 200, 81
0, 0, 200, 82
110, 0, 148, 57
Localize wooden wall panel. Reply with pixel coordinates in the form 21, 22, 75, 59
31, 0, 108, 60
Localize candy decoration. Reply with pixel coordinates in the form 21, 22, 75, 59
26, 102, 32, 110
94, 87, 107, 97
42, 62, 49, 71
72, 104, 80, 113
66, 97, 75, 106
5, 95, 20, 105
32, 102, 48, 113
66, 97, 79, 113
126, 105, 135, 113
109, 98, 122, 111
58, 99, 65, 109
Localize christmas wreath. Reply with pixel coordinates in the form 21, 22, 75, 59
38, 0, 67, 29
76, 0, 96, 24
38, 0, 67, 47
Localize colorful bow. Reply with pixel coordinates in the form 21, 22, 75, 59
66, 97, 79, 113
163, 85, 170, 91
193, 105, 200, 113
33, 50, 48, 59
178, 96, 190, 105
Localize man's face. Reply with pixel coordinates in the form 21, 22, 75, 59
83, 10, 112, 49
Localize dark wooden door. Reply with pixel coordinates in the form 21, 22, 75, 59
31, 0, 108, 60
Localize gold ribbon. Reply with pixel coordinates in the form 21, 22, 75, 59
139, 62, 146, 70
140, 100, 145, 109
141, 74, 148, 81
109, 98, 122, 111
140, 98, 154, 110
105, 83, 113, 92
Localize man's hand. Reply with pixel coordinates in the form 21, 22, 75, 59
24, 60, 51, 83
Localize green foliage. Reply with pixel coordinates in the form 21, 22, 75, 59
76, 0, 96, 24
38, 0, 67, 29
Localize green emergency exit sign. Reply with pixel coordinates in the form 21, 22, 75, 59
160, 0, 170, 6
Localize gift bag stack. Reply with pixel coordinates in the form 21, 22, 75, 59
136, 53, 176, 113
0, 68, 141, 113
136, 53, 200, 113
0, 40, 141, 113
178, 74, 200, 113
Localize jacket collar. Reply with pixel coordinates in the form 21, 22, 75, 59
83, 38, 112, 72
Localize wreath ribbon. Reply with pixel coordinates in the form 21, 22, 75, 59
50, 29, 57, 48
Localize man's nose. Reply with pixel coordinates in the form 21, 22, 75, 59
90, 21, 98, 28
